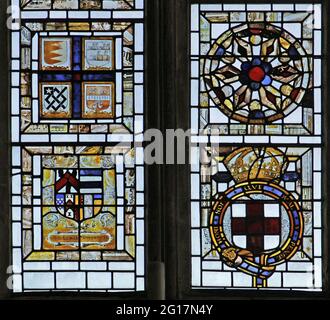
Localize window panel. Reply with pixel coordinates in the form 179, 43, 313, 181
14, 19, 143, 141
190, 3, 323, 291
190, 3, 322, 137
11, 0, 145, 293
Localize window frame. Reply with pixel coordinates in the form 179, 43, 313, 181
0, 0, 165, 300
168, 0, 330, 299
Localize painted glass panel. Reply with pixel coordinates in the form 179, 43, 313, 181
11, 0, 145, 292
190, 3, 323, 290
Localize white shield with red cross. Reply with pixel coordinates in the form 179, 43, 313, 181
227, 201, 283, 254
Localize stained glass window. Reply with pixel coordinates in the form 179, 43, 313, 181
11, 0, 145, 292
190, 3, 323, 290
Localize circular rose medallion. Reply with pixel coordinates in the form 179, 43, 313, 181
203, 23, 311, 124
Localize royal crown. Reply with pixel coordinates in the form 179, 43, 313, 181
224, 147, 288, 183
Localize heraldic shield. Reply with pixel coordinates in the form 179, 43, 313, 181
42, 154, 116, 251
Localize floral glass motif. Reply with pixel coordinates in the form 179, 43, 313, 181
191, 3, 322, 137
11, 0, 145, 293
204, 24, 311, 124
191, 3, 323, 291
